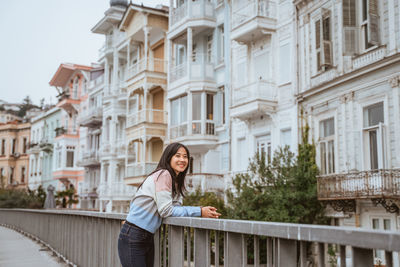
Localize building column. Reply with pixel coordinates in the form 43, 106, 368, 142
201, 92, 206, 134
104, 58, 110, 93
187, 27, 193, 78
113, 44, 119, 92
188, 91, 193, 135
127, 38, 131, 70
144, 27, 150, 70
167, 39, 172, 83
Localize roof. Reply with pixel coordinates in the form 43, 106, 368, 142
49, 63, 92, 87
119, 3, 169, 30
91, 6, 126, 34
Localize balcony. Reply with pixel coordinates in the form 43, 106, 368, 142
170, 54, 215, 84
169, 0, 216, 38
231, 0, 277, 43
126, 58, 167, 83
1, 209, 399, 267
126, 109, 167, 128
55, 127, 78, 138
97, 182, 135, 198
76, 150, 100, 167
39, 137, 53, 153
79, 107, 103, 128
88, 75, 104, 92
27, 142, 40, 154
170, 121, 217, 152
231, 80, 277, 120
125, 162, 158, 185
56, 92, 80, 115
317, 169, 400, 200
352, 45, 386, 70
186, 173, 224, 193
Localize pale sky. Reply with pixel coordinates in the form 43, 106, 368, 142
0, 0, 168, 106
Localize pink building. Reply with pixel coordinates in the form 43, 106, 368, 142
49, 63, 92, 207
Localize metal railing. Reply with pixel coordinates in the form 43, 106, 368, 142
232, 80, 277, 106
318, 169, 400, 200
0, 209, 399, 267
232, 0, 277, 29
126, 109, 167, 128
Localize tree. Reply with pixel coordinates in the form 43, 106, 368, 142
0, 187, 46, 209
55, 188, 79, 208
183, 188, 227, 218
226, 125, 326, 224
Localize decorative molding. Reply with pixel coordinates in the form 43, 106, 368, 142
325, 200, 356, 213
372, 198, 400, 214
389, 75, 400, 88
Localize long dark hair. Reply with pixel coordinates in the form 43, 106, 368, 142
139, 142, 190, 198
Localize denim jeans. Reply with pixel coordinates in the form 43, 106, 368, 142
118, 222, 154, 267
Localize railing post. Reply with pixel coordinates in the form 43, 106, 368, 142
352, 247, 373, 267
169, 225, 185, 267
276, 238, 297, 267
194, 228, 210, 267
225, 232, 244, 267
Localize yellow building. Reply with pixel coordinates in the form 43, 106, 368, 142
0, 120, 30, 189
119, 4, 169, 186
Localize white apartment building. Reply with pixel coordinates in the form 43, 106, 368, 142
167, 0, 230, 195
28, 107, 61, 191
295, 0, 400, 264
230, 0, 298, 178
92, 0, 134, 213
77, 66, 104, 210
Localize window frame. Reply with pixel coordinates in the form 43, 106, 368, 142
318, 117, 336, 175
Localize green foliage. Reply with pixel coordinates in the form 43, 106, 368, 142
183, 188, 227, 218
55, 188, 79, 208
226, 125, 327, 224
0, 186, 46, 209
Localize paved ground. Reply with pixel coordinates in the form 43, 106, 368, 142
0, 226, 67, 267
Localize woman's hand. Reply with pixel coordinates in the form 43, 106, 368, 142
201, 206, 221, 219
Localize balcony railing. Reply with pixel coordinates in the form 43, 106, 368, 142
232, 0, 277, 29
232, 80, 277, 107
317, 169, 400, 200
170, 53, 214, 83
170, 0, 215, 27
170, 120, 216, 139
126, 109, 167, 128
79, 107, 103, 127
126, 162, 158, 178
352, 45, 386, 70
1, 209, 399, 267
89, 75, 104, 91
126, 58, 167, 81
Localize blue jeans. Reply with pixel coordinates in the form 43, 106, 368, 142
118, 222, 154, 267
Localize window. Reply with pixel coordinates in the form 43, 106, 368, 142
206, 93, 215, 135
315, 10, 332, 72
9, 167, 14, 184
319, 118, 335, 175
218, 25, 224, 62
207, 34, 213, 62
361, 0, 379, 50
170, 95, 188, 138
192, 93, 201, 134
11, 138, 16, 154
1, 139, 5, 155
57, 150, 62, 169
21, 167, 25, 183
280, 128, 291, 148
363, 102, 384, 170
237, 138, 247, 171
220, 86, 225, 125
66, 151, 74, 167
256, 135, 272, 164
23, 137, 27, 154
372, 217, 392, 265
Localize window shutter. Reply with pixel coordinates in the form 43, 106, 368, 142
343, 0, 357, 55
315, 19, 322, 71
322, 14, 332, 66
367, 0, 380, 46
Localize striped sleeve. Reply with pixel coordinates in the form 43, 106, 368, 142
154, 171, 201, 218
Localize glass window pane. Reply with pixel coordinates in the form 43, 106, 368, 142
383, 219, 391, 230
320, 143, 327, 174
207, 94, 214, 120
372, 218, 379, 229
192, 93, 201, 120
369, 130, 379, 169
328, 140, 335, 173
364, 103, 384, 127
320, 118, 334, 138
171, 98, 179, 125
181, 95, 187, 122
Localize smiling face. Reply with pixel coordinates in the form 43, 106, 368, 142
170, 146, 189, 175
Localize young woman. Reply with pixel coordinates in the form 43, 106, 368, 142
118, 142, 221, 267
